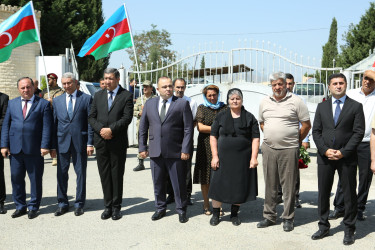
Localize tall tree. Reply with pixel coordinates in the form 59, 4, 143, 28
126, 24, 175, 72
2, 0, 108, 81
320, 17, 338, 83
200, 56, 205, 69
338, 2, 375, 68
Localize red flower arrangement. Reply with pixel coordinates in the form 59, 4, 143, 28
299, 146, 310, 169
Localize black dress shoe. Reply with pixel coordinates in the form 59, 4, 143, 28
166, 195, 175, 204
231, 216, 241, 226
74, 207, 84, 216
28, 210, 38, 219
311, 229, 329, 240
178, 213, 188, 223
0, 202, 7, 214
101, 208, 112, 220
112, 209, 122, 220
357, 211, 365, 221
210, 215, 220, 226
328, 209, 344, 220
343, 231, 355, 245
11, 209, 27, 218
151, 210, 166, 221
257, 218, 275, 228
54, 206, 69, 216
295, 199, 302, 208
283, 219, 294, 232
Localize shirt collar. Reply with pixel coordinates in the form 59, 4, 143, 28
160, 96, 173, 104
270, 91, 292, 102
332, 95, 347, 104
67, 90, 77, 97
23, 95, 35, 102
108, 85, 120, 95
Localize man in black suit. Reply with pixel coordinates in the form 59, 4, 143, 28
0, 92, 9, 214
312, 73, 365, 245
139, 76, 193, 223
88, 68, 134, 220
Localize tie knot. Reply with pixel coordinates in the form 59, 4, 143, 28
163, 99, 167, 104
335, 99, 341, 104
109, 91, 113, 95
69, 94, 73, 97
23, 99, 29, 102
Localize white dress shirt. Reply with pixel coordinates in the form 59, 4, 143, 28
331, 95, 346, 119
347, 88, 375, 142
158, 96, 172, 116
21, 95, 35, 117
65, 90, 77, 111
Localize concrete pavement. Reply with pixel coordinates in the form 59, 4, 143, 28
1, 147, 375, 249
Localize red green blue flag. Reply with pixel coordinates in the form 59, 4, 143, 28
78, 5, 133, 60
0, 1, 39, 63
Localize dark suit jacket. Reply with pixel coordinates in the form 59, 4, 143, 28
0, 93, 9, 142
139, 96, 193, 158
312, 96, 365, 165
52, 91, 93, 153
88, 86, 133, 151
0, 96, 53, 155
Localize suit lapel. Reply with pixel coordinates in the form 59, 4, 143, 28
109, 86, 123, 113
60, 93, 69, 120
162, 96, 178, 123
25, 96, 40, 120
326, 97, 335, 127
71, 91, 82, 120
335, 96, 350, 127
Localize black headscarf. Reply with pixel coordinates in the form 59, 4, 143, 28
222, 88, 248, 136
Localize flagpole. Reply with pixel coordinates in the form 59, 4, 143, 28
123, 3, 144, 104
30, 1, 50, 99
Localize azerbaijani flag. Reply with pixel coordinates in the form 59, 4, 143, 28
0, 1, 38, 63
78, 5, 133, 60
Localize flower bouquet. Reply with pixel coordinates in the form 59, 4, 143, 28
298, 146, 310, 169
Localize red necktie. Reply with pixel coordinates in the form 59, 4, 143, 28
23, 99, 29, 119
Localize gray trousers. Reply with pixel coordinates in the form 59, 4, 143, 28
261, 143, 299, 222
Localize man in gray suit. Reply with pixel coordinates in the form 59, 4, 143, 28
139, 76, 193, 223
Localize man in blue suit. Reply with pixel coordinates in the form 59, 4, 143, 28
51, 72, 94, 217
1, 77, 52, 219
139, 76, 193, 223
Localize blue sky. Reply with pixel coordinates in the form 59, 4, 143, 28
102, 0, 373, 69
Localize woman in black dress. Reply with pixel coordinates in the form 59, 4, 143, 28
193, 85, 227, 215
209, 88, 260, 226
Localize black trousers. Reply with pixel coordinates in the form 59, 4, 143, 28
0, 155, 5, 203
333, 142, 372, 213
96, 146, 127, 209
166, 158, 192, 196
318, 161, 357, 233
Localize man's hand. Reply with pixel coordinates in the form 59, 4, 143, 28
50, 149, 57, 158
139, 151, 149, 159
325, 149, 342, 160
250, 158, 258, 168
41, 148, 50, 157
211, 156, 219, 170
87, 146, 94, 156
181, 153, 190, 161
332, 150, 343, 160
1, 147, 10, 158
371, 160, 375, 174
302, 142, 310, 150
100, 128, 113, 140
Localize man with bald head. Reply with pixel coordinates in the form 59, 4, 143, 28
1, 77, 53, 219
139, 76, 193, 223
330, 69, 375, 222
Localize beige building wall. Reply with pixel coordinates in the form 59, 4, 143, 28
0, 4, 41, 99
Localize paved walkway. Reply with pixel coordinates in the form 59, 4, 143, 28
1, 148, 375, 249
